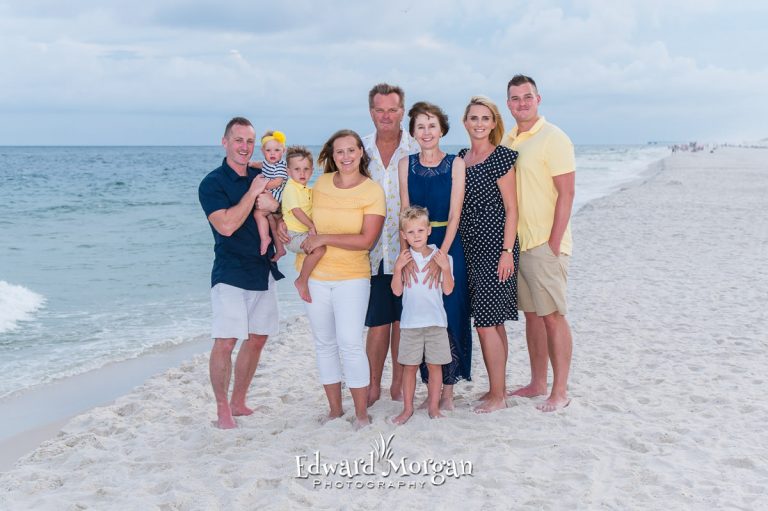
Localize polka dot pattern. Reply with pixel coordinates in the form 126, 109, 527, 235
459, 146, 520, 327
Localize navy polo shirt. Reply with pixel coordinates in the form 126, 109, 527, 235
199, 158, 284, 291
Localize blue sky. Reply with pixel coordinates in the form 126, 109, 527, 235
1, 0, 766, 145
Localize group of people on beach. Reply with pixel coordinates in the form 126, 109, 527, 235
198, 75, 575, 430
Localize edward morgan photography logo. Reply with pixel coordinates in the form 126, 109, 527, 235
295, 433, 473, 489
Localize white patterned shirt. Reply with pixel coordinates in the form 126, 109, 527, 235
363, 130, 419, 274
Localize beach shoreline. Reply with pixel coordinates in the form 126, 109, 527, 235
0, 337, 211, 470
2, 147, 766, 509
0, 146, 663, 472
0, 150, 670, 470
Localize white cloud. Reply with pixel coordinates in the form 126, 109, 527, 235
0, 0, 766, 144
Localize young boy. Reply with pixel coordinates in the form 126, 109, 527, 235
391, 206, 454, 424
253, 130, 288, 258
280, 146, 325, 303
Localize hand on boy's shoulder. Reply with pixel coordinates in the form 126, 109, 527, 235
432, 249, 450, 269
394, 249, 412, 269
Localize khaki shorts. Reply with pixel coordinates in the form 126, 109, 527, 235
285, 230, 309, 254
518, 243, 569, 316
398, 326, 451, 365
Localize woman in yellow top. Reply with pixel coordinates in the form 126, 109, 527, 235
298, 129, 386, 429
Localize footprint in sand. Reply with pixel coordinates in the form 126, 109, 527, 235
625, 437, 650, 454
721, 457, 756, 469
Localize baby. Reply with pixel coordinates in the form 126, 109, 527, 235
254, 130, 289, 258
281, 146, 325, 303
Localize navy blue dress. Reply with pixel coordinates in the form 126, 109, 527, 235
407, 153, 473, 384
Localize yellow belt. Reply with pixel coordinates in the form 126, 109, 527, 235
429, 220, 448, 227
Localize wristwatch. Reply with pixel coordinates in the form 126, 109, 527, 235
501, 247, 514, 253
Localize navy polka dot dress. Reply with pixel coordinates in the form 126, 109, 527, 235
458, 146, 520, 327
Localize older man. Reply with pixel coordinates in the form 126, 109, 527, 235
501, 75, 576, 412
362, 83, 420, 406
198, 117, 283, 428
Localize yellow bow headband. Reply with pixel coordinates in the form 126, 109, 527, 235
261, 131, 286, 146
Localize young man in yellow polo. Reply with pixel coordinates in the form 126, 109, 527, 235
501, 75, 575, 412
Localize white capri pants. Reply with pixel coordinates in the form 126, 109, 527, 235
304, 278, 370, 388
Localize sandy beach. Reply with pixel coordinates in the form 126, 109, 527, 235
1, 147, 766, 510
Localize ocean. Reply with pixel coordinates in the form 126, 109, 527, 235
0, 144, 669, 400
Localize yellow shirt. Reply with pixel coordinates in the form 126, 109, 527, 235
281, 178, 312, 233
501, 117, 575, 255
296, 172, 386, 281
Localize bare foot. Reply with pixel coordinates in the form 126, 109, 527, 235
353, 416, 371, 430
537, 396, 571, 413
390, 384, 403, 402
473, 397, 507, 414
215, 403, 237, 428
272, 245, 286, 262
319, 411, 344, 425
508, 384, 547, 398
439, 397, 455, 411
215, 417, 237, 429
477, 391, 490, 401
391, 410, 413, 425
294, 278, 312, 303
230, 404, 254, 416
367, 386, 381, 407
260, 236, 271, 256
428, 408, 444, 419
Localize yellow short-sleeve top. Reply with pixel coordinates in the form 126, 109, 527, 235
281, 178, 312, 233
501, 117, 576, 255
296, 172, 386, 281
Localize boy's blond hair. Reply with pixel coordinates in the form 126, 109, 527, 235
399, 205, 430, 230
285, 145, 314, 167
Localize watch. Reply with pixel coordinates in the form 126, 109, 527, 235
501, 248, 514, 253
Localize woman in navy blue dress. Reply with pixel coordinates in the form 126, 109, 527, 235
397, 101, 471, 410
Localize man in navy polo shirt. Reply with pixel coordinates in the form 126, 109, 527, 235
199, 116, 283, 429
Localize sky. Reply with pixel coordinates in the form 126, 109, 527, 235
1, 0, 766, 146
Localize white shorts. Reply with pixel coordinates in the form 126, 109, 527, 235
285, 230, 309, 254
210, 277, 279, 340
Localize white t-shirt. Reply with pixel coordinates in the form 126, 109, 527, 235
400, 245, 452, 329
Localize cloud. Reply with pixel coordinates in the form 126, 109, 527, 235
0, 0, 766, 144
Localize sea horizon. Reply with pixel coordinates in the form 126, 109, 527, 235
1, 143, 670, 402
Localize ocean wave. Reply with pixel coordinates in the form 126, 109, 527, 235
0, 281, 46, 334
0, 330, 210, 399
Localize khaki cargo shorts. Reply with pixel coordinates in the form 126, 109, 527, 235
517, 242, 569, 316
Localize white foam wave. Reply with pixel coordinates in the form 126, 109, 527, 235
0, 281, 46, 334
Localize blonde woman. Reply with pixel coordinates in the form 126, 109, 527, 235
458, 96, 520, 413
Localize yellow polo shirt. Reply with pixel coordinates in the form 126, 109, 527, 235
501, 117, 575, 255
296, 172, 386, 281
281, 178, 312, 233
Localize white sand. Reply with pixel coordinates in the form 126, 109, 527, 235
1, 147, 766, 510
